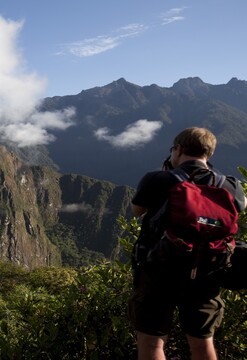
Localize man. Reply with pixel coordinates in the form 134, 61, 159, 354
129, 127, 246, 360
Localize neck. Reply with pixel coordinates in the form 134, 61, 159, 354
177, 155, 208, 167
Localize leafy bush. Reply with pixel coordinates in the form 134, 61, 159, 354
0, 260, 135, 359
216, 290, 247, 359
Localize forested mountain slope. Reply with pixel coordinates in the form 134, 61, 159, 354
0, 146, 134, 268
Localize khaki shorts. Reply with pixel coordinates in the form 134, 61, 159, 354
128, 265, 224, 338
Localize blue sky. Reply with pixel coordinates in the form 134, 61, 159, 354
1, 0, 247, 98
0, 0, 246, 149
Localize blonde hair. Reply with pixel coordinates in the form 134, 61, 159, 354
173, 127, 217, 159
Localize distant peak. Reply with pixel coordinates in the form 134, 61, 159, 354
106, 78, 141, 91
228, 77, 239, 83
111, 78, 128, 87
172, 77, 210, 95
227, 77, 247, 86
116, 77, 127, 84
173, 77, 205, 87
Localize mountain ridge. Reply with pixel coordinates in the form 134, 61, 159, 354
2, 77, 247, 187
42, 77, 247, 186
1, 77, 247, 267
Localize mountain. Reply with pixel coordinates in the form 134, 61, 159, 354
36, 77, 247, 187
0, 146, 134, 269
1, 77, 247, 268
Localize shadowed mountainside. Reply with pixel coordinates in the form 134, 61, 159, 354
0, 146, 134, 268
42, 77, 247, 186
2, 77, 247, 187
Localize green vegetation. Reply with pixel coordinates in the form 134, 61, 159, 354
0, 260, 134, 359
0, 169, 246, 359
46, 223, 105, 267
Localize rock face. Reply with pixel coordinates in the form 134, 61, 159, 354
0, 146, 134, 269
0, 147, 58, 268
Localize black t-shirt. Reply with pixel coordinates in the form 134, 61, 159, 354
132, 161, 246, 220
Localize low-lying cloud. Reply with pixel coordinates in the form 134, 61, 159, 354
59, 202, 94, 214
59, 202, 111, 216
0, 16, 75, 147
94, 119, 163, 149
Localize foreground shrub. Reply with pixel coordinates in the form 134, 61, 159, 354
0, 258, 246, 359
0, 261, 136, 359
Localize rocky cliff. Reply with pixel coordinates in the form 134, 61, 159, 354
0, 146, 134, 269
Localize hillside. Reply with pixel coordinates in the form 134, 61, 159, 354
2, 77, 247, 187
1, 77, 247, 267
42, 77, 247, 186
0, 146, 134, 268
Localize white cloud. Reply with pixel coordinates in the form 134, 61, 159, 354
59, 202, 94, 213
67, 36, 120, 57
30, 108, 75, 130
57, 7, 187, 59
162, 16, 184, 25
59, 23, 148, 58
59, 202, 111, 216
161, 7, 186, 25
94, 119, 163, 149
118, 23, 148, 38
0, 17, 24, 74
0, 123, 55, 147
0, 16, 75, 147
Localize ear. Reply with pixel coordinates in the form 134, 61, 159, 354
177, 144, 184, 156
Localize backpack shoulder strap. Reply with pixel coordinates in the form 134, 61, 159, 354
214, 173, 226, 188
169, 168, 190, 182
170, 167, 226, 187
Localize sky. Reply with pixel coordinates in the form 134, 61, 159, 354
0, 0, 247, 148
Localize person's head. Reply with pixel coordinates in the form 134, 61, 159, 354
170, 127, 217, 168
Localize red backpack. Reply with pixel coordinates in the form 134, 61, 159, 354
148, 168, 239, 279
